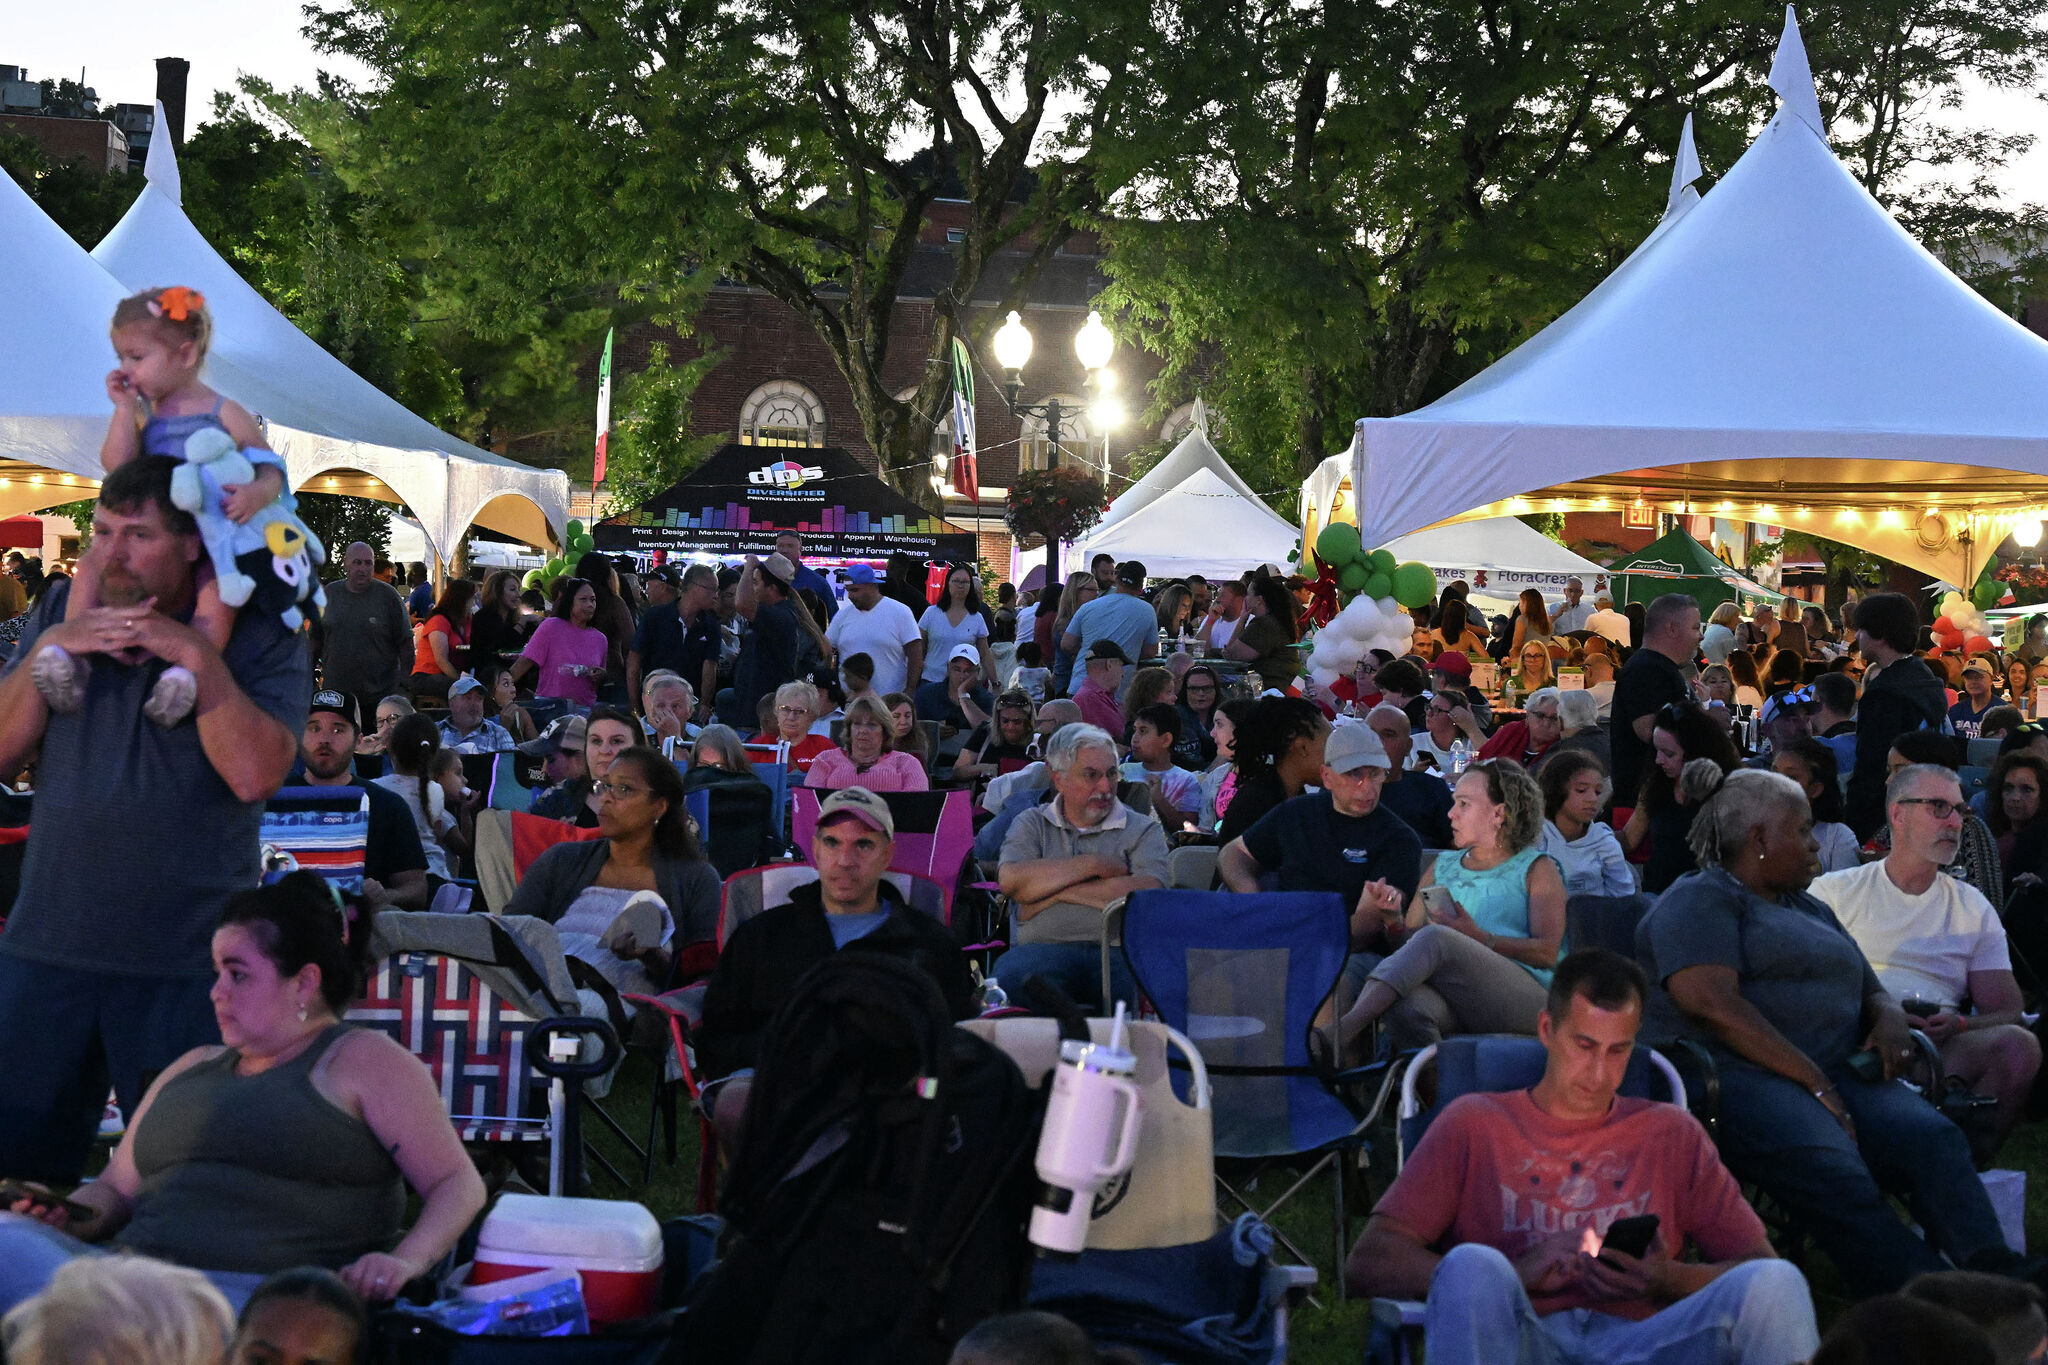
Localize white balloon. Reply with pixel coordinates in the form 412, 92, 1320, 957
1309, 666, 1342, 689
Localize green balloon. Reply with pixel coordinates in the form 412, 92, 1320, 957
1363, 571, 1392, 601
521, 569, 543, 590
1338, 561, 1371, 593
1315, 521, 1362, 568
1974, 577, 2002, 609
571, 533, 595, 554
1370, 548, 1397, 575
1392, 561, 1436, 608
547, 557, 567, 576
567, 519, 585, 538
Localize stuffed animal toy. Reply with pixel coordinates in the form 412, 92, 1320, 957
171, 428, 328, 631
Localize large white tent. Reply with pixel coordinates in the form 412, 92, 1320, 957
1318, 8, 2048, 583
1074, 400, 1299, 575
85, 106, 568, 564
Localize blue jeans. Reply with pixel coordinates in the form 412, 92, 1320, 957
1710, 1058, 2006, 1295
992, 942, 1136, 1015
0, 953, 218, 1183
0, 1214, 268, 1316
1424, 1243, 1818, 1365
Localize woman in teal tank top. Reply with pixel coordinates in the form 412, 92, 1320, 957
0, 874, 485, 1314
1319, 758, 1567, 1064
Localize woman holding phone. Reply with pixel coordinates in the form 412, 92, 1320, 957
1316, 758, 1564, 1064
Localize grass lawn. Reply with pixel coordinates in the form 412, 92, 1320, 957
577, 1051, 2048, 1365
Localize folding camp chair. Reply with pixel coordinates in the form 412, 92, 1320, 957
346, 911, 622, 1193
457, 750, 533, 813
1369, 1036, 1685, 1363
1166, 844, 1220, 890
745, 759, 791, 842
0, 789, 27, 930
790, 787, 975, 914
1564, 892, 1654, 960
260, 786, 372, 888
1120, 889, 1402, 1297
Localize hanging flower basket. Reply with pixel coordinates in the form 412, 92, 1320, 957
1007, 466, 1109, 545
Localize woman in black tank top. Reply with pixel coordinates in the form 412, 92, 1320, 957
0, 874, 485, 1313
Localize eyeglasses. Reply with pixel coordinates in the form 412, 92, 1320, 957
777, 705, 811, 716
1526, 709, 1560, 721
1895, 797, 1966, 821
594, 781, 644, 799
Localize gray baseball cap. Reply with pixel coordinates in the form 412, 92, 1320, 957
1323, 723, 1393, 774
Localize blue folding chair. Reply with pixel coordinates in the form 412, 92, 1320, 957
747, 762, 790, 842
1121, 889, 1401, 1297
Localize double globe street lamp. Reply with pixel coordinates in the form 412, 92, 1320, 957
991, 309, 1122, 476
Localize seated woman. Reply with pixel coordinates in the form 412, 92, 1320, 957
477, 663, 538, 746
767, 682, 836, 775
1173, 665, 1223, 771
532, 706, 643, 828
1770, 737, 1860, 872
0, 874, 486, 1312
1476, 686, 1561, 766
1637, 767, 2014, 1296
507, 747, 721, 992
1620, 700, 1738, 893
953, 690, 1036, 782
1320, 758, 1565, 1060
1987, 750, 2048, 881
882, 692, 931, 771
686, 724, 755, 784
1535, 750, 1633, 898
807, 695, 929, 792
1541, 687, 1609, 774
407, 579, 475, 702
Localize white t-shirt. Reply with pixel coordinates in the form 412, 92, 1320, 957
1586, 608, 1631, 646
372, 772, 455, 881
1814, 821, 1861, 873
917, 605, 991, 683
1408, 730, 1464, 775
1208, 614, 1242, 650
826, 596, 923, 695
1809, 860, 2011, 1008
1120, 760, 1202, 814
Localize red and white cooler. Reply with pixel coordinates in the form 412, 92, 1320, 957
471, 1195, 665, 1324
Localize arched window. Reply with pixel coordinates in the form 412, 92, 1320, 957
1018, 396, 1102, 473
1160, 398, 1215, 445
738, 380, 826, 448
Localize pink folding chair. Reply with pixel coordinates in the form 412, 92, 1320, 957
789, 788, 976, 915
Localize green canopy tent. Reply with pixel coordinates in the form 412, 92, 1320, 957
1605, 528, 1779, 613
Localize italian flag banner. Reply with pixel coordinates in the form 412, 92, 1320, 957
592, 328, 614, 486
950, 336, 977, 498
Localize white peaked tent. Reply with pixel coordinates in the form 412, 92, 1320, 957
1074, 400, 1299, 575
0, 156, 134, 518
89, 105, 568, 563
1325, 8, 2048, 583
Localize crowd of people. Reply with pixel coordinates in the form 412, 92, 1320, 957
15, 420, 2048, 1364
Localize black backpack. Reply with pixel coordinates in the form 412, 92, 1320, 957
675, 955, 1040, 1364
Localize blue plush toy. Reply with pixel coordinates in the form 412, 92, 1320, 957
171, 428, 328, 631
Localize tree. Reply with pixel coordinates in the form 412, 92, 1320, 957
598, 342, 726, 517
0, 130, 136, 247
291, 0, 1145, 500
1782, 529, 1886, 608
1093, 0, 2048, 482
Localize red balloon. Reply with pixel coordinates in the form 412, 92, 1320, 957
1935, 630, 1966, 651
1933, 615, 1955, 634
1967, 635, 1995, 654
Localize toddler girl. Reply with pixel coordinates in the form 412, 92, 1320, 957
34, 287, 288, 725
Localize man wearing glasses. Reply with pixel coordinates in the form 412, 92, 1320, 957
1811, 764, 2040, 1161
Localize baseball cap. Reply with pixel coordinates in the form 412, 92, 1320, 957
947, 643, 980, 666
760, 552, 797, 587
845, 563, 880, 586
1961, 658, 1992, 677
647, 565, 682, 589
448, 675, 485, 698
1760, 687, 1815, 724
308, 689, 360, 730
1430, 652, 1472, 681
1323, 723, 1393, 774
817, 786, 895, 839
518, 713, 589, 757
1116, 560, 1147, 587
1086, 640, 1131, 665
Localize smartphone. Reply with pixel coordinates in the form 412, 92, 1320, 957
1846, 1046, 1886, 1084
1419, 886, 1457, 919
0, 1180, 95, 1222
1900, 999, 1941, 1019
1599, 1213, 1659, 1262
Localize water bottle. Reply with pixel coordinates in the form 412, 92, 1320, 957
1449, 738, 1470, 777
978, 976, 1009, 1012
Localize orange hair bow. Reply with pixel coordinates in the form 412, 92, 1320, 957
150, 286, 206, 322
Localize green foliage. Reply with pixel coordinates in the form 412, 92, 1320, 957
1093, 0, 2048, 483
599, 343, 725, 517
1783, 529, 1885, 605
1746, 538, 1782, 571
1518, 513, 1567, 546
289, 0, 1146, 496
45, 499, 98, 549
298, 493, 394, 561
0, 130, 137, 247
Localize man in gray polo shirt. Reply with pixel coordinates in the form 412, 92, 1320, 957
319, 540, 411, 726
0, 458, 309, 1181
994, 722, 1168, 1009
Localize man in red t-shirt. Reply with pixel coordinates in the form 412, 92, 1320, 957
1345, 950, 1817, 1365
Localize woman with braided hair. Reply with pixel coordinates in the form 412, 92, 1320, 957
1214, 695, 1330, 845
1637, 766, 2013, 1296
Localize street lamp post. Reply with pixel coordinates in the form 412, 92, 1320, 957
992, 309, 1118, 587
